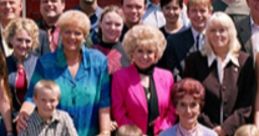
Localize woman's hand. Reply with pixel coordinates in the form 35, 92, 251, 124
213, 126, 226, 136
14, 111, 29, 133
14, 101, 35, 134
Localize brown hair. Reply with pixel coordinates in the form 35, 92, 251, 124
0, 50, 11, 106
116, 124, 143, 136
187, 0, 213, 11
171, 78, 205, 109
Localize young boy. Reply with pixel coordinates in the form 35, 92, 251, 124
18, 80, 78, 136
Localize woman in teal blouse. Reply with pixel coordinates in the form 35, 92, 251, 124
15, 10, 112, 136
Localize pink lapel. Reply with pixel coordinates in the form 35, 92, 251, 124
128, 65, 148, 113
153, 68, 164, 113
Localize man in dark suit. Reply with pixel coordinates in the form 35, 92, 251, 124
157, 0, 212, 80
235, 0, 259, 58
36, 0, 65, 54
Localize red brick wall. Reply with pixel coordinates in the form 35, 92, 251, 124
26, 0, 121, 20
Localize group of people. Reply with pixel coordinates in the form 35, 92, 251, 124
0, 0, 259, 136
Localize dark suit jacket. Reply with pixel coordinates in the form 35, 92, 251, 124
6, 53, 38, 111
36, 29, 50, 56
235, 16, 253, 56
184, 51, 255, 136
157, 27, 194, 80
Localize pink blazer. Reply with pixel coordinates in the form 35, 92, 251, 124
112, 65, 176, 135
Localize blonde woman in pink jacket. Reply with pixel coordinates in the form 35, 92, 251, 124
112, 24, 176, 136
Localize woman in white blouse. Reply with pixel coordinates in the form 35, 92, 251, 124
184, 12, 255, 136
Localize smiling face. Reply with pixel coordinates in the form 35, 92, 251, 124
100, 11, 123, 43
122, 0, 145, 27
0, 0, 21, 26
40, 0, 65, 23
188, 3, 211, 32
162, 0, 182, 25
176, 94, 200, 130
132, 46, 157, 69
207, 21, 230, 56
11, 29, 32, 60
61, 25, 85, 53
34, 88, 59, 121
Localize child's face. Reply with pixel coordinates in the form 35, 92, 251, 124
34, 88, 59, 121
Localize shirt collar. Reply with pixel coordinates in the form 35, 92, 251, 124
56, 45, 89, 69
33, 110, 60, 126
191, 27, 204, 40
207, 51, 239, 67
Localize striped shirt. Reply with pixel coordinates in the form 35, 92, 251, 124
19, 110, 78, 136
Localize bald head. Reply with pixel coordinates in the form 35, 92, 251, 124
0, 0, 22, 28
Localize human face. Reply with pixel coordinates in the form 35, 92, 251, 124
100, 11, 123, 43
0, 0, 21, 25
162, 0, 182, 25
207, 22, 230, 56
176, 94, 200, 130
188, 4, 211, 32
34, 88, 59, 121
247, 0, 259, 24
40, 0, 65, 21
11, 29, 32, 60
61, 25, 85, 52
132, 46, 157, 69
122, 0, 145, 26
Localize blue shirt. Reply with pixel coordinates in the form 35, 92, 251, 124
25, 46, 110, 136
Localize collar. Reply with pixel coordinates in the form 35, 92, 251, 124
207, 51, 239, 67
56, 45, 89, 69
95, 6, 102, 18
33, 110, 60, 126
178, 123, 199, 135
191, 27, 203, 40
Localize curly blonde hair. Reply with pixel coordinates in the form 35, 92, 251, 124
122, 24, 167, 63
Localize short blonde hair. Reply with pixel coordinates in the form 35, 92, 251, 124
56, 10, 91, 38
234, 124, 259, 136
202, 12, 241, 56
34, 80, 61, 100
116, 124, 143, 136
5, 17, 39, 51
122, 24, 167, 62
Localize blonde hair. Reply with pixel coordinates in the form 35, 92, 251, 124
116, 124, 143, 136
5, 17, 39, 51
34, 80, 61, 99
122, 24, 167, 62
201, 11, 241, 57
234, 124, 259, 136
56, 10, 91, 38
